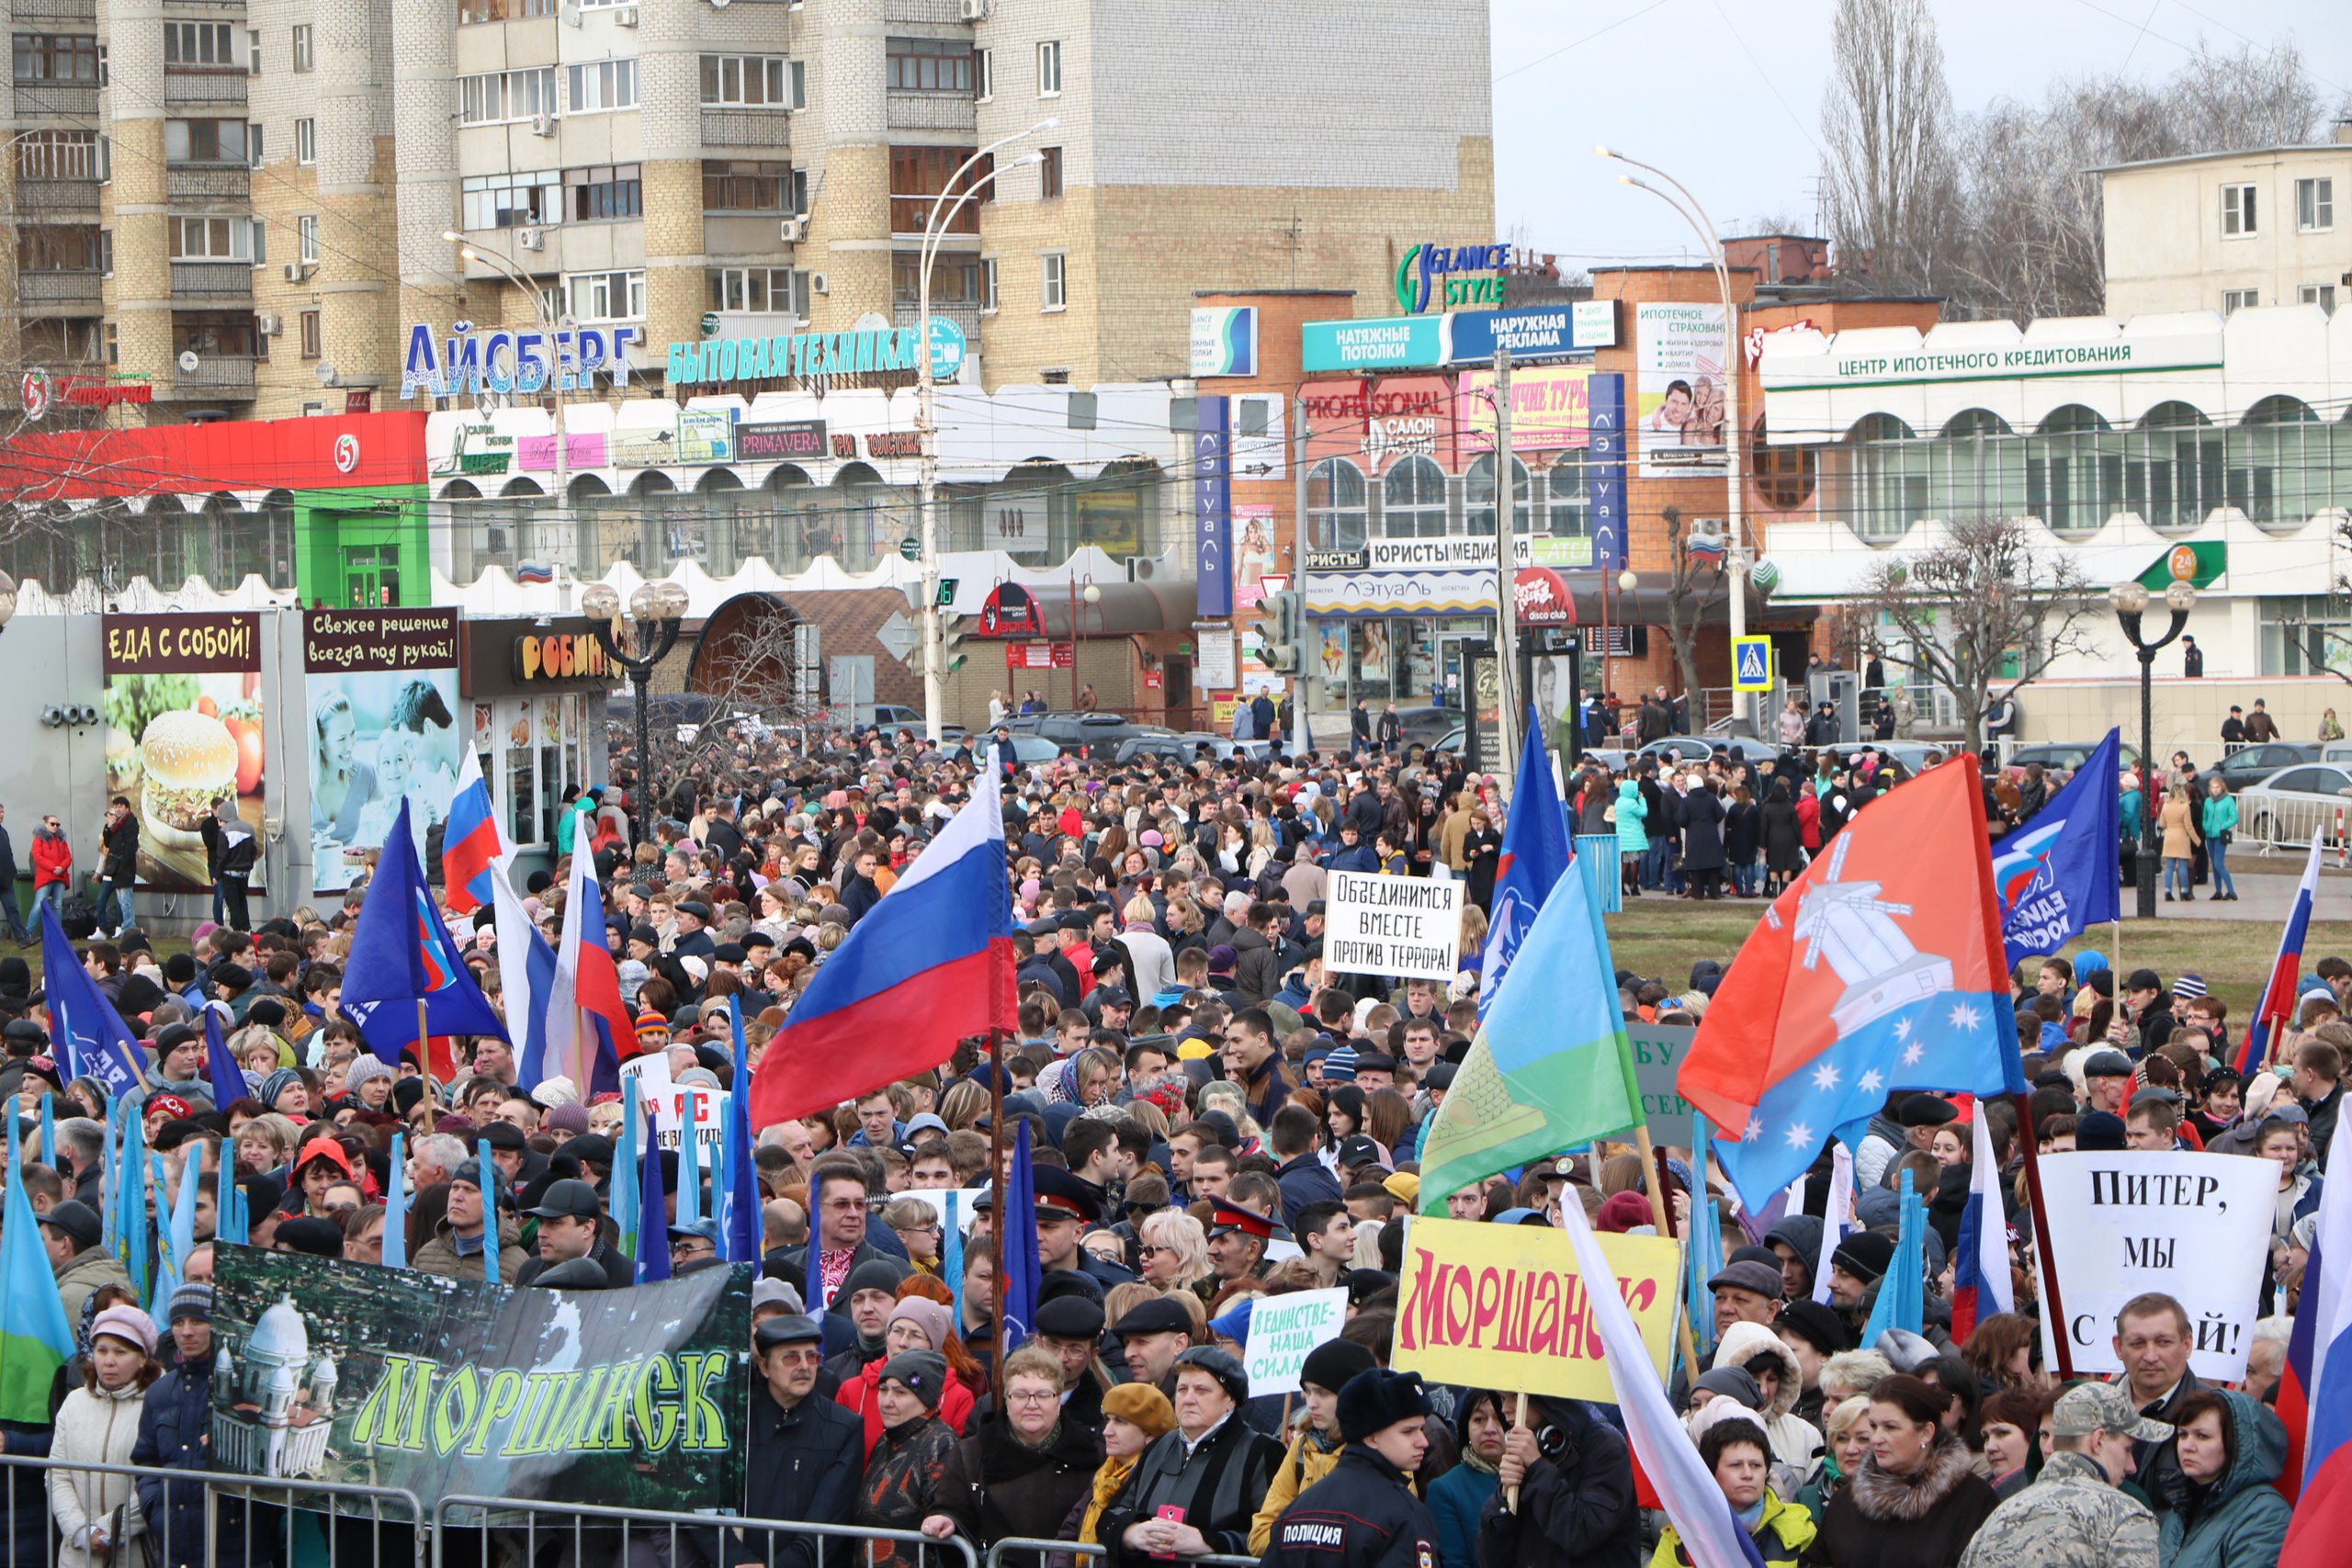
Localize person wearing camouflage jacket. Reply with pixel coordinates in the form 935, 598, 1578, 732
1956, 1384, 2164, 1568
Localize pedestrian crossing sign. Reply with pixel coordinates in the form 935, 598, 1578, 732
1732, 636, 1772, 692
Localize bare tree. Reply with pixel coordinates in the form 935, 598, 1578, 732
1848, 515, 2101, 755
1656, 504, 1731, 712
634, 597, 823, 813
2276, 514, 2352, 687
1819, 0, 1962, 296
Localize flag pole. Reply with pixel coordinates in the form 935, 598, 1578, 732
1506, 1393, 1528, 1510
1634, 1122, 1704, 1382
987, 1030, 1006, 1363
2012, 1090, 2074, 1382
415, 998, 435, 1105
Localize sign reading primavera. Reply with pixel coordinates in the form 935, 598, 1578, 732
209, 1245, 752, 1516
1325, 871, 1463, 980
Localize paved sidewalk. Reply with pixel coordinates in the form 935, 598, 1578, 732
2122, 857, 2352, 923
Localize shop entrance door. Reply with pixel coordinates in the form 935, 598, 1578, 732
341, 544, 400, 607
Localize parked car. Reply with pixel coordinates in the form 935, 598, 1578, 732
1114, 732, 1274, 766
1007, 710, 1168, 755
2236, 762, 2352, 845
1866, 741, 1950, 773
2205, 742, 2320, 792
1985, 740, 2144, 779
995, 735, 1063, 769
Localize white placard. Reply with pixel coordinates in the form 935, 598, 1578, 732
1243, 1286, 1348, 1398
1324, 870, 1464, 980
617, 1055, 725, 1149
1197, 628, 1238, 690
2034, 1150, 2277, 1382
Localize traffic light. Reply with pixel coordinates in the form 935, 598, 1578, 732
1262, 588, 1306, 674
937, 609, 970, 674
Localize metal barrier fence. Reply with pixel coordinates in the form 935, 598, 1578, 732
432, 1494, 983, 1568
985, 1539, 1260, 1568
0, 1450, 424, 1568
2232, 789, 2352, 856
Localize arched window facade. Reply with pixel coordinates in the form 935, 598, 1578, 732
1380, 456, 1447, 538
1548, 453, 1592, 538
1306, 457, 1367, 553
1464, 453, 1532, 536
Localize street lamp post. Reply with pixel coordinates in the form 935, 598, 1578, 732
583, 579, 690, 840
1065, 570, 1100, 710
1599, 148, 1751, 733
1612, 569, 1637, 743
916, 122, 1056, 744
446, 231, 570, 549
2110, 579, 2197, 918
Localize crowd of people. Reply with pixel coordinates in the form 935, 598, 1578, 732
0, 705, 2337, 1568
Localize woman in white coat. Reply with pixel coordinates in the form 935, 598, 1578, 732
50, 1304, 158, 1568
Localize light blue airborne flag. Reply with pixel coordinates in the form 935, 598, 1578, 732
1987, 728, 2121, 971
1477, 707, 1572, 1019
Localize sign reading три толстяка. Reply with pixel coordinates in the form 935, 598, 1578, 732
1325, 871, 1464, 982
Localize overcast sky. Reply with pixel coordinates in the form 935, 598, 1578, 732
1491, 0, 2352, 267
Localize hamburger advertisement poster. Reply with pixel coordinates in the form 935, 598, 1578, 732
102, 613, 267, 892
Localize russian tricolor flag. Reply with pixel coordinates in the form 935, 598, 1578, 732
2281, 1091, 2352, 1558
750, 767, 1016, 1130
442, 748, 507, 917
1949, 1108, 2014, 1342
534, 840, 631, 1097
2239, 829, 2323, 1076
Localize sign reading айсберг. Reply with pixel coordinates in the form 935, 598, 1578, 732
1325, 871, 1463, 981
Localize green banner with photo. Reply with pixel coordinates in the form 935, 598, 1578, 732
208, 1244, 751, 1516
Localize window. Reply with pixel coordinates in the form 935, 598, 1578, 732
1381, 455, 1447, 537
1036, 39, 1060, 96
2222, 182, 2256, 237
699, 54, 788, 106
173, 311, 258, 357
565, 162, 640, 220
459, 67, 556, 124
2262, 595, 2352, 677
297, 213, 318, 262
290, 23, 312, 71
787, 59, 806, 108
567, 60, 637, 112
294, 118, 315, 164
1038, 144, 1061, 199
707, 266, 802, 314
2298, 176, 2335, 232
888, 144, 985, 232
1547, 453, 1593, 536
566, 269, 644, 321
1039, 252, 1065, 310
458, 0, 557, 22
981, 256, 998, 311
15, 34, 102, 82
300, 310, 321, 359
1306, 457, 1367, 552
2301, 284, 2337, 312
2222, 288, 2259, 314
165, 118, 249, 164
1465, 454, 1532, 536
886, 37, 972, 93
163, 23, 235, 68
16, 130, 99, 180
459, 170, 560, 230
974, 46, 992, 101
15, 225, 102, 272
890, 252, 981, 304
701, 158, 788, 210
248, 122, 263, 166
172, 215, 257, 261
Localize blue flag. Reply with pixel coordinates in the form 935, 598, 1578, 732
382, 1132, 408, 1269
1860, 1170, 1928, 1344
341, 798, 509, 1066
37, 904, 147, 1100
202, 1009, 246, 1112
1988, 728, 2122, 971
637, 1112, 670, 1284
615, 1074, 641, 1266
1478, 707, 1572, 1018
476, 1138, 500, 1286
718, 999, 760, 1265
1001, 1119, 1041, 1352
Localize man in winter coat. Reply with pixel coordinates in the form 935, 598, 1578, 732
131, 1284, 247, 1568
0, 803, 23, 946
198, 798, 256, 932
514, 1179, 636, 1289
1476, 1394, 1639, 1568
411, 1158, 531, 1281
96, 796, 138, 939
1260, 1368, 1443, 1568
42, 1201, 128, 1325
726, 1314, 865, 1568
29, 811, 73, 928
1956, 1382, 2163, 1568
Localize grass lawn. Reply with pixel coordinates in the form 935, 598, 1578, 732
1603, 898, 2352, 1011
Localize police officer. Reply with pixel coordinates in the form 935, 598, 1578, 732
1260, 1368, 1443, 1568
1034, 1165, 1136, 1290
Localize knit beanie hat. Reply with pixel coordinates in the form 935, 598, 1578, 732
343, 1055, 393, 1094
877, 1349, 948, 1407
167, 1282, 213, 1325
887, 1297, 952, 1352
1299, 1337, 1377, 1396
1335, 1368, 1433, 1443
1102, 1382, 1177, 1439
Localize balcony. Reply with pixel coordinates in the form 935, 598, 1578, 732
885, 0, 971, 21
164, 70, 248, 107
17, 179, 99, 214
14, 84, 97, 117
13, 0, 96, 17
886, 91, 975, 134
166, 164, 250, 201
169, 355, 256, 398
17, 271, 103, 309
171, 260, 252, 299
700, 108, 790, 150
893, 299, 981, 339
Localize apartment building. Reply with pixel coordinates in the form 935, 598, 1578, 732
2099, 125, 2352, 319
4, 0, 1493, 423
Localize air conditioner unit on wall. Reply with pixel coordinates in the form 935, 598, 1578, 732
614, 5, 638, 23
780, 217, 806, 243
958, 0, 987, 17
532, 109, 557, 135
808, 272, 829, 294
282, 262, 304, 282
255, 312, 280, 334
516, 227, 544, 251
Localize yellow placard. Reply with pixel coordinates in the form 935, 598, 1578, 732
1391, 1215, 1680, 1403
